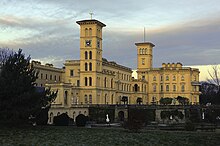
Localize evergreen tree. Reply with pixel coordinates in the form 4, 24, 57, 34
0, 49, 57, 125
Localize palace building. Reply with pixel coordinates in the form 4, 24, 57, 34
32, 18, 200, 123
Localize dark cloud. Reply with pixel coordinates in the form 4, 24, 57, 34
1, 1, 220, 69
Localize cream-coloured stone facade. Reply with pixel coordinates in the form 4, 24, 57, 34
33, 19, 200, 122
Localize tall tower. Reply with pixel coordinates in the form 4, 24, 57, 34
136, 42, 155, 71
76, 19, 106, 103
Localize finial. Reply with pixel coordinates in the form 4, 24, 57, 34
89, 12, 94, 20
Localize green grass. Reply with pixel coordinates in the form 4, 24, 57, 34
0, 126, 220, 146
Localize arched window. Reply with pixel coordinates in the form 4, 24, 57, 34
89, 62, 92, 71
181, 75, 184, 81
89, 28, 92, 36
141, 48, 144, 54
145, 48, 147, 54
85, 77, 88, 86
105, 94, 108, 104
111, 94, 114, 104
85, 51, 88, 59
134, 84, 139, 92
166, 75, 169, 81
85, 95, 88, 104
181, 85, 185, 92
173, 75, 176, 81
85, 63, 88, 71
153, 85, 156, 92
64, 91, 68, 105
139, 48, 142, 54
104, 77, 107, 88
85, 28, 88, 36
173, 85, 176, 91
89, 77, 92, 86
89, 51, 92, 59
89, 95, 92, 104
166, 85, 169, 91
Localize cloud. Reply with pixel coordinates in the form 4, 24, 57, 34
1, 1, 220, 69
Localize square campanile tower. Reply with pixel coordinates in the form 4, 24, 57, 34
76, 19, 106, 90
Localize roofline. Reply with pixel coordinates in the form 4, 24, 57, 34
135, 42, 155, 47
76, 19, 106, 27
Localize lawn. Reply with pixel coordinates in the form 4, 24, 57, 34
0, 126, 220, 146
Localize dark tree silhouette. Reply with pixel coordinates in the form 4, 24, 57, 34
0, 49, 57, 125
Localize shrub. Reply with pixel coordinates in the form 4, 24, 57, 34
125, 119, 143, 133
185, 120, 195, 131
35, 107, 49, 125
53, 113, 70, 126
160, 97, 173, 105
76, 114, 89, 127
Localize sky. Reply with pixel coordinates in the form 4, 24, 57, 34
0, 0, 220, 70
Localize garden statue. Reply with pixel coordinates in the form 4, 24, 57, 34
106, 114, 110, 126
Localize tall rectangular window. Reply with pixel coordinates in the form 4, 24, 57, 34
70, 70, 74, 76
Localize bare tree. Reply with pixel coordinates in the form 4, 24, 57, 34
208, 65, 220, 91
0, 48, 13, 66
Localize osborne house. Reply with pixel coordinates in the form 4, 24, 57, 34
32, 18, 200, 123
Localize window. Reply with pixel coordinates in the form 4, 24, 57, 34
85, 95, 88, 104
194, 86, 197, 91
181, 85, 185, 92
89, 77, 92, 86
85, 63, 88, 71
104, 94, 108, 104
166, 75, 169, 81
134, 84, 139, 92
153, 76, 156, 81
142, 76, 145, 79
104, 77, 107, 88
142, 58, 145, 65
166, 85, 169, 91
97, 40, 100, 48
111, 94, 114, 104
85, 28, 88, 36
173, 75, 176, 81
111, 78, 113, 88
40, 73, 43, 79
59, 76, 61, 81
64, 91, 68, 105
181, 75, 184, 81
145, 48, 147, 54
160, 75, 163, 81
85, 51, 88, 59
89, 95, 92, 104
89, 28, 92, 36
89, 63, 92, 71
173, 85, 176, 91
54, 75, 57, 81
50, 75, 52, 80
77, 80, 80, 86
194, 75, 197, 81
153, 85, 156, 92
85, 77, 88, 86
89, 51, 92, 59
70, 70, 74, 76
160, 84, 163, 91
46, 74, 48, 79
